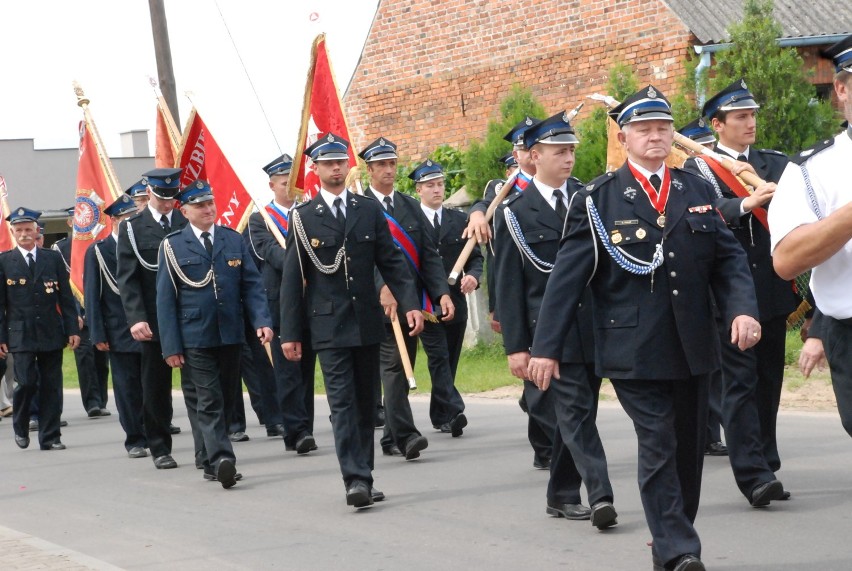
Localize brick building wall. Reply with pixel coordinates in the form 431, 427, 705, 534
344, 0, 696, 160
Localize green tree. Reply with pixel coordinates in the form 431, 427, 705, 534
463, 85, 547, 200
572, 62, 639, 182
709, 0, 837, 154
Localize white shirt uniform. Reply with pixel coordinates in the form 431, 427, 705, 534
769, 129, 852, 319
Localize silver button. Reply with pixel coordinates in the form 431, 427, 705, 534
668, 252, 675, 259
670, 271, 676, 278
610, 319, 615, 324
672, 290, 679, 296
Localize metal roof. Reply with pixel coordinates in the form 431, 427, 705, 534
663, 0, 852, 44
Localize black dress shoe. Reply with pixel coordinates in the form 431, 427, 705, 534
590, 501, 618, 529
780, 490, 791, 500
43, 441, 66, 450
217, 459, 238, 489
266, 423, 286, 437
435, 423, 452, 433
545, 499, 591, 520
295, 434, 316, 455
751, 479, 785, 507
229, 431, 250, 442
87, 408, 102, 418
375, 406, 385, 428
382, 445, 402, 456
29, 420, 38, 432
99, 408, 111, 416
346, 481, 373, 508
204, 470, 242, 482
60, 420, 68, 427
404, 435, 428, 460
153, 455, 178, 469
15, 434, 29, 449
533, 455, 551, 470
704, 441, 728, 456
169, 424, 181, 434
128, 446, 148, 459
448, 413, 467, 437
371, 487, 385, 502
671, 554, 705, 571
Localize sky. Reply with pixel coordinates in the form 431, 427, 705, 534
0, 0, 379, 200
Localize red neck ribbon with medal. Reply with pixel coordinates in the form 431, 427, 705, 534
627, 163, 670, 227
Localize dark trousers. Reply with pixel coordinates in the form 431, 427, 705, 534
75, 325, 110, 412
380, 321, 421, 450
421, 319, 465, 427
181, 345, 239, 471
717, 318, 782, 499
107, 350, 146, 451
822, 316, 852, 438
319, 344, 379, 488
239, 329, 280, 427
548, 363, 610, 506
753, 315, 787, 471
611, 376, 707, 567
524, 379, 556, 461
140, 340, 174, 458
706, 369, 723, 443
12, 350, 64, 448
271, 329, 316, 447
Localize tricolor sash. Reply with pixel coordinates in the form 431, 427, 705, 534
514, 171, 532, 193
382, 211, 435, 315
265, 202, 289, 236
701, 156, 769, 231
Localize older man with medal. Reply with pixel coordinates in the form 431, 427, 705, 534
528, 86, 761, 571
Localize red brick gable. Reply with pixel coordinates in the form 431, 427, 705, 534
344, 0, 694, 159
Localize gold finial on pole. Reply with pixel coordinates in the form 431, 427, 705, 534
73, 81, 90, 108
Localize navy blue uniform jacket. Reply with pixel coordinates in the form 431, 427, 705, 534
531, 164, 759, 379
0, 247, 79, 352
84, 234, 141, 354
156, 224, 272, 358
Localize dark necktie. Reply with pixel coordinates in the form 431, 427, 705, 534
160, 214, 170, 233
737, 154, 748, 163
201, 231, 213, 256
334, 197, 346, 227
26, 252, 34, 276
649, 174, 662, 192
383, 196, 394, 218
433, 212, 441, 242
554, 189, 567, 222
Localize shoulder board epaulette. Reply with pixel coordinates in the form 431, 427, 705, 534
54, 237, 68, 245
293, 199, 312, 210
126, 212, 144, 223
165, 229, 182, 238
503, 191, 523, 206
584, 171, 616, 193
217, 225, 239, 235
791, 137, 835, 165
673, 166, 706, 180
758, 148, 786, 156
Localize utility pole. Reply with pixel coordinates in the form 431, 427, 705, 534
148, 0, 180, 126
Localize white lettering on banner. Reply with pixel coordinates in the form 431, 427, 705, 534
183, 131, 206, 182
218, 191, 242, 227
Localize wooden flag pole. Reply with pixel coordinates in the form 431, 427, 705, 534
72, 82, 122, 201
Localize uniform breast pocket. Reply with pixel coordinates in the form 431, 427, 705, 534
685, 215, 716, 260
311, 235, 338, 249
523, 228, 560, 244
224, 252, 242, 271
356, 232, 375, 243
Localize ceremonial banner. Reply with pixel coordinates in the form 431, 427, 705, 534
0, 176, 15, 252
290, 33, 357, 199
155, 103, 178, 168
71, 120, 118, 302
176, 108, 253, 231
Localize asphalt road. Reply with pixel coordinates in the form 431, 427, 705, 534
1, 391, 851, 570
